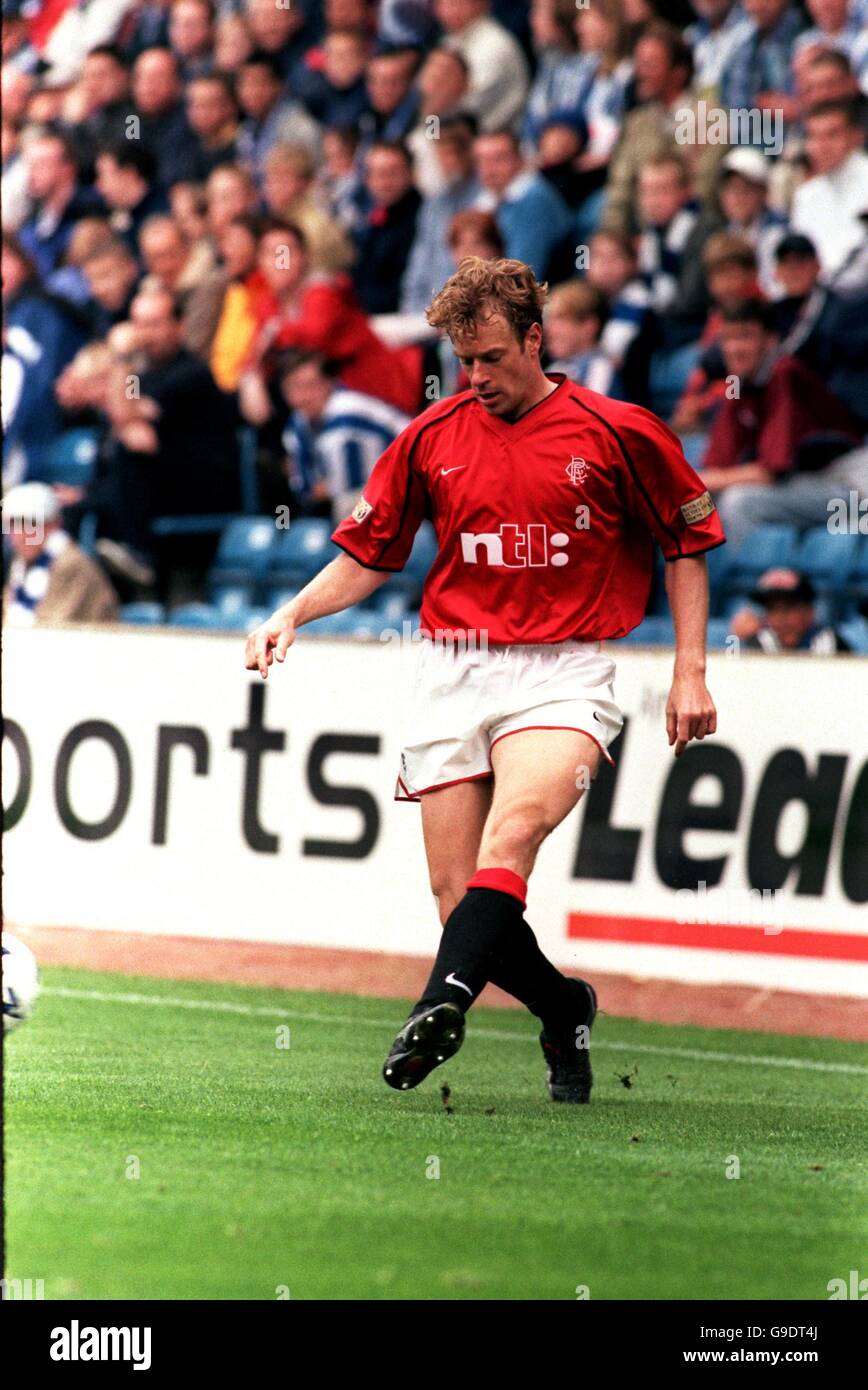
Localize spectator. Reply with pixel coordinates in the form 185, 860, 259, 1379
294, 27, 370, 129
601, 21, 721, 235
406, 47, 473, 197
700, 299, 864, 547
185, 72, 240, 179
791, 98, 868, 280
2, 482, 119, 626
741, 568, 854, 653
66, 46, 132, 168
352, 140, 421, 313
401, 116, 481, 311
277, 350, 411, 522
80, 237, 141, 333
245, 0, 314, 82
773, 231, 840, 365
521, 0, 587, 150
569, 0, 634, 172
239, 220, 424, 420
2, 233, 86, 488
96, 285, 241, 584
686, 0, 753, 96
717, 147, 787, 295
635, 153, 712, 417
436, 0, 530, 133
447, 208, 505, 263
672, 232, 761, 434
46, 217, 116, 309
170, 181, 211, 244
131, 47, 200, 188
235, 50, 321, 175
586, 228, 653, 396
205, 162, 258, 238
139, 213, 215, 307
261, 143, 355, 274
214, 11, 254, 75
18, 130, 99, 279
719, 0, 806, 131
208, 214, 270, 390
94, 143, 169, 253
543, 280, 618, 394
473, 127, 573, 279
356, 46, 421, 152
792, 0, 865, 72
168, 0, 216, 81
318, 125, 365, 233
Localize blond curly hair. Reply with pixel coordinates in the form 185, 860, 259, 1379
426, 257, 550, 346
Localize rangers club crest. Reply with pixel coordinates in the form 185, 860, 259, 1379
566, 456, 589, 485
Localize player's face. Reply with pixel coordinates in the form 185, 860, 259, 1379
453, 314, 544, 417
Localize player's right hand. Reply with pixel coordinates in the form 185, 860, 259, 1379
245, 612, 296, 679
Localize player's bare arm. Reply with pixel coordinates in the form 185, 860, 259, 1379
664, 554, 717, 758
244, 552, 387, 679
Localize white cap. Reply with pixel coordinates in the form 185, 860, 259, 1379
721, 148, 770, 185
2, 482, 60, 527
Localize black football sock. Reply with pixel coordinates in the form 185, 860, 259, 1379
414, 868, 528, 1015
487, 920, 583, 1033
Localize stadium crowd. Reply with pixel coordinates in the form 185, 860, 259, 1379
2, 0, 867, 646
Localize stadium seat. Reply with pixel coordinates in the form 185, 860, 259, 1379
296, 609, 363, 636
208, 517, 277, 589
706, 618, 733, 649
404, 521, 438, 587
264, 588, 299, 611
33, 428, 100, 488
839, 617, 868, 653
210, 583, 255, 616
266, 518, 339, 592
362, 585, 420, 622
619, 616, 675, 645
168, 602, 227, 629
793, 528, 859, 603
724, 525, 799, 593
120, 601, 165, 625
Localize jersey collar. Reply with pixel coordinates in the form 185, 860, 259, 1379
474, 372, 568, 440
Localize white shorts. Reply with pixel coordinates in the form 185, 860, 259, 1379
395, 637, 624, 802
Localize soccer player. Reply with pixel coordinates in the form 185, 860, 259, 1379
245, 257, 723, 1103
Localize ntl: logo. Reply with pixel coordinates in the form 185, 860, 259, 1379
461, 524, 571, 567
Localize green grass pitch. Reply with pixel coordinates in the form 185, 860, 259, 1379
4, 965, 867, 1301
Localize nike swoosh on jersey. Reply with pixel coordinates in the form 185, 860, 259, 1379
441, 466, 466, 475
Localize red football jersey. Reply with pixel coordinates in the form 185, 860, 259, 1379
331, 373, 725, 643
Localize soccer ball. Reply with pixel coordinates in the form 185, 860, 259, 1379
2, 934, 40, 1032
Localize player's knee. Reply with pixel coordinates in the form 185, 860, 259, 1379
483, 799, 553, 865
429, 874, 463, 925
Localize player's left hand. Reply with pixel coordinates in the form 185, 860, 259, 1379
665, 675, 717, 758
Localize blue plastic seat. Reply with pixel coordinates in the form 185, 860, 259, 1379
120, 601, 165, 625
208, 517, 277, 588
211, 584, 255, 617
36, 428, 100, 487
168, 602, 227, 629
839, 617, 868, 653
706, 617, 733, 649
725, 525, 799, 591
362, 585, 420, 622
793, 527, 859, 593
266, 518, 339, 591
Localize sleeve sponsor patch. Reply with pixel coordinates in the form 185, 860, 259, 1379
352, 497, 373, 523
681, 490, 715, 525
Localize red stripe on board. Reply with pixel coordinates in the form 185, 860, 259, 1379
566, 914, 868, 962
